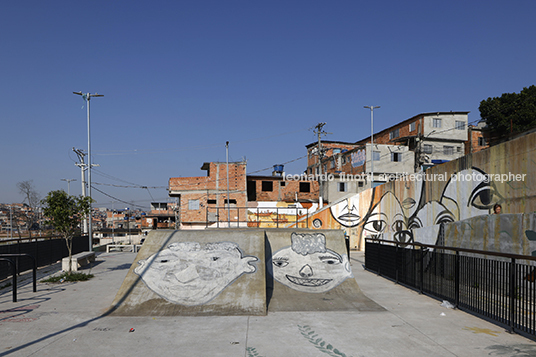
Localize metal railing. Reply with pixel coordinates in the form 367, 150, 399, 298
365, 238, 536, 341
204, 206, 311, 228
0, 254, 37, 302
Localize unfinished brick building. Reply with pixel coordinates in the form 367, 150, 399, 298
168, 161, 248, 229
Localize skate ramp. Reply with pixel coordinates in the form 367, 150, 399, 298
264, 228, 383, 312
110, 229, 266, 316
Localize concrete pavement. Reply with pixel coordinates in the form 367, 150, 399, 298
1, 251, 536, 357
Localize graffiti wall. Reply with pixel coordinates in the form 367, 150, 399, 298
299, 131, 536, 253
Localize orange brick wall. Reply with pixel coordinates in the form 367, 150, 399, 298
466, 128, 489, 155
169, 162, 247, 224
248, 177, 319, 202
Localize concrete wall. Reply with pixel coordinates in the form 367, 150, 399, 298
296, 131, 536, 253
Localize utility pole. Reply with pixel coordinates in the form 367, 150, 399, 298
313, 123, 330, 207
364, 106, 380, 188
226, 141, 231, 227
73, 148, 88, 234
73, 91, 103, 252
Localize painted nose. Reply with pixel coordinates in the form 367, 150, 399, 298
299, 264, 313, 277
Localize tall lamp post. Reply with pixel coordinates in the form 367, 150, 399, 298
73, 91, 103, 251
364, 106, 380, 188
61, 178, 76, 195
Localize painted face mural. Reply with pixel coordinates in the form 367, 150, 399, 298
330, 195, 362, 227
270, 233, 353, 293
134, 242, 258, 306
441, 167, 504, 220
361, 191, 415, 245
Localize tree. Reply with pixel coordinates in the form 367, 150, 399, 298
41, 190, 93, 274
479, 85, 536, 142
17, 180, 41, 238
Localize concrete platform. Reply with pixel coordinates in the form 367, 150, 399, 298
1, 251, 536, 356
264, 229, 382, 312
110, 229, 266, 316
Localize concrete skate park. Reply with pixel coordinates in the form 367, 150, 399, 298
1, 229, 536, 356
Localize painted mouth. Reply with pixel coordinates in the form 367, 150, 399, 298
286, 275, 332, 287
338, 213, 360, 222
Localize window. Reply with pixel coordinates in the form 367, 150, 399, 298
280, 181, 286, 187
409, 122, 416, 132
455, 121, 465, 130
207, 199, 217, 205
188, 199, 199, 210
358, 181, 364, 188
329, 158, 335, 168
333, 148, 341, 154
338, 182, 346, 192
433, 118, 442, 128
299, 182, 310, 193
389, 128, 399, 140
391, 152, 402, 162
342, 156, 346, 164
224, 199, 237, 207
261, 181, 273, 191
478, 137, 487, 146
443, 146, 454, 155
423, 144, 433, 154
373, 151, 381, 161
457, 146, 462, 153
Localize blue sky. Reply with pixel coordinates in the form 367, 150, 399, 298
1, 0, 535, 210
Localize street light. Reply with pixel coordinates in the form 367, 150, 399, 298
73, 91, 103, 251
364, 106, 380, 188
61, 178, 77, 195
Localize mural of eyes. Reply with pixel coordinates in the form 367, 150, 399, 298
435, 211, 455, 225
468, 180, 503, 210
391, 219, 407, 232
407, 216, 423, 230
362, 213, 388, 235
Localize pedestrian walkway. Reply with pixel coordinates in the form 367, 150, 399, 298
1, 251, 535, 356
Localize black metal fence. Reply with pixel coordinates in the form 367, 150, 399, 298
365, 238, 536, 341
0, 236, 88, 281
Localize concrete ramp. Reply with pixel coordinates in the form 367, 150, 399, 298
264, 229, 383, 312
110, 229, 266, 316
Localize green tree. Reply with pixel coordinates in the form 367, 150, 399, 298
41, 190, 93, 274
479, 85, 536, 141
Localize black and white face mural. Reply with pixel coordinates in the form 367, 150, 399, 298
328, 167, 504, 247
269, 233, 353, 293
134, 242, 258, 306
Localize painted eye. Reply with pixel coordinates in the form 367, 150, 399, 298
320, 257, 340, 265
407, 217, 422, 230
363, 219, 387, 234
211, 256, 219, 261
391, 220, 406, 232
435, 212, 454, 225
469, 181, 502, 210
273, 259, 288, 268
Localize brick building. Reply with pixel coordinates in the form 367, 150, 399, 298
169, 161, 248, 229
466, 120, 490, 155
305, 112, 472, 203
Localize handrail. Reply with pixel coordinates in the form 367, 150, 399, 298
0, 258, 17, 302
364, 237, 536, 262
0, 254, 37, 300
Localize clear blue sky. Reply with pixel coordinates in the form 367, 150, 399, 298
2, 0, 535, 210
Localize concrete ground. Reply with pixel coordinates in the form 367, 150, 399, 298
1, 251, 535, 357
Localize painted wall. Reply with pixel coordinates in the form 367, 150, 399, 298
297, 131, 536, 253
